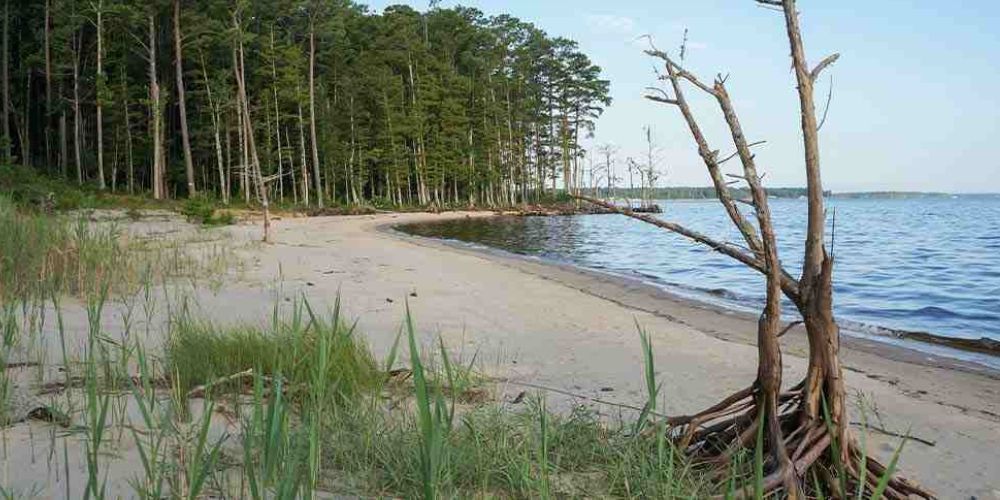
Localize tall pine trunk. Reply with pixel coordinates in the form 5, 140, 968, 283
174, 0, 195, 196
297, 96, 309, 206
72, 34, 82, 185
234, 13, 270, 242
200, 55, 226, 203
308, 23, 322, 207
44, 0, 53, 169
95, 1, 105, 189
149, 14, 165, 199
121, 67, 135, 195
2, 0, 10, 164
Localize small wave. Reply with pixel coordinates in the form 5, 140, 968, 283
706, 288, 740, 300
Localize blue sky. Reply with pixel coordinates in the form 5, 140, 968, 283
368, 1, 1000, 193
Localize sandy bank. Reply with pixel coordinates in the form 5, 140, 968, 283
3, 211, 998, 498
237, 212, 998, 499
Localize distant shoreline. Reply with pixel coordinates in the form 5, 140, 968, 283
597, 187, 1000, 200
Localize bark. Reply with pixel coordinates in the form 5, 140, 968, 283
96, 1, 106, 189
44, 0, 53, 167
1, 0, 8, 163
59, 107, 66, 176
149, 14, 165, 199
297, 96, 309, 205
270, 29, 283, 202
200, 54, 226, 203
773, 0, 847, 438
174, 0, 195, 196
657, 53, 763, 257
308, 23, 323, 207
122, 67, 134, 195
72, 34, 82, 185
18, 70, 28, 166
234, 14, 270, 242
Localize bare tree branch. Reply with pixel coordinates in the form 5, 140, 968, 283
818, 74, 834, 131
644, 86, 679, 105
643, 47, 764, 257
644, 48, 719, 96
810, 53, 840, 82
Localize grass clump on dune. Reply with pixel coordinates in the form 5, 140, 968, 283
164, 299, 378, 405
0, 195, 127, 301
0, 194, 239, 302
321, 398, 708, 498
159, 303, 710, 498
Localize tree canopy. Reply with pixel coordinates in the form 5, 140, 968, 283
1, 0, 611, 207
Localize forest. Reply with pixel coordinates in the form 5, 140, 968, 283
0, 0, 611, 208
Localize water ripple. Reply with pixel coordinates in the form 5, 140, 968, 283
401, 197, 1000, 348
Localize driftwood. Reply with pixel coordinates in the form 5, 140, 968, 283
574, 1, 934, 497
185, 368, 257, 399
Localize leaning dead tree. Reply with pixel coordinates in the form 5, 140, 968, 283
578, 1, 933, 498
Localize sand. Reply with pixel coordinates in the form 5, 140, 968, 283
3, 211, 999, 498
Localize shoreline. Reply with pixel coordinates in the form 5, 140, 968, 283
16, 210, 987, 497
385, 217, 1000, 380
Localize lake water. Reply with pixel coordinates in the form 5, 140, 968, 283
400, 197, 1000, 369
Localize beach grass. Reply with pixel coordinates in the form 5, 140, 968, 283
0, 279, 720, 498
0, 280, 914, 498
0, 205, 914, 499
0, 194, 239, 303
164, 298, 378, 406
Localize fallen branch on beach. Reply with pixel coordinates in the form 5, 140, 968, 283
851, 422, 936, 447
185, 368, 266, 399
497, 378, 668, 418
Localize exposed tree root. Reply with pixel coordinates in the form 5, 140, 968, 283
655, 381, 936, 499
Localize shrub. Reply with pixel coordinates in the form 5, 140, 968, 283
180, 195, 234, 225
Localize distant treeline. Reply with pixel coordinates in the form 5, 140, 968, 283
611, 187, 816, 200
829, 191, 951, 199
608, 187, 994, 200
1, 1, 611, 209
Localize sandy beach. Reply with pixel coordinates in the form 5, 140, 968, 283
4, 211, 999, 498
224, 212, 997, 498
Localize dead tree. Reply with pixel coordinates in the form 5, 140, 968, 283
578, 1, 933, 497
233, 10, 271, 243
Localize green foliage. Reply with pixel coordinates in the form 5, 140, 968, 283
0, 164, 170, 211
3, 0, 611, 208
180, 196, 235, 225
634, 321, 660, 435
0, 195, 236, 302
0, 194, 125, 301
164, 300, 378, 405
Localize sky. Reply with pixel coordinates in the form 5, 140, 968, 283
367, 0, 1000, 193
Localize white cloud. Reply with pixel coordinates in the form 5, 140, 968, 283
586, 14, 637, 36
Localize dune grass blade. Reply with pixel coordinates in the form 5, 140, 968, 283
164, 304, 376, 405
855, 406, 870, 499
821, 394, 849, 495
406, 302, 444, 499
753, 408, 765, 500
634, 321, 660, 434
536, 396, 551, 499
871, 431, 909, 500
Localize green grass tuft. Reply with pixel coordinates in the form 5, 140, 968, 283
164, 301, 378, 406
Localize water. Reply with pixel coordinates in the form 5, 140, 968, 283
400, 197, 1000, 368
